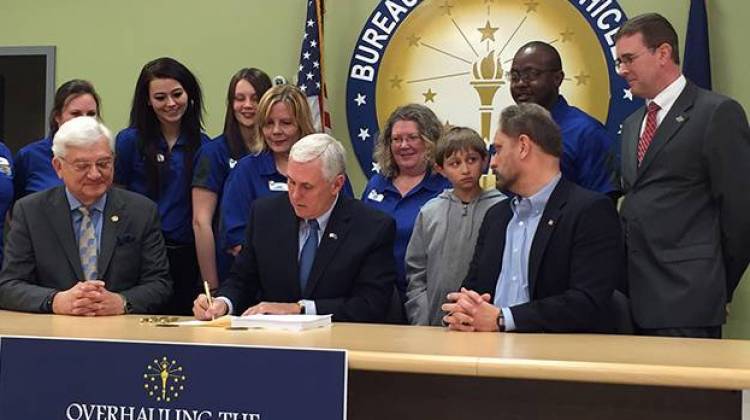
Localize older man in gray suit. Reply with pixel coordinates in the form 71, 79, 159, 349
615, 14, 750, 338
0, 116, 172, 315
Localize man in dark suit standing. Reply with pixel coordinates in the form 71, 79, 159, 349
615, 14, 750, 338
443, 103, 623, 333
0, 116, 172, 315
193, 134, 396, 322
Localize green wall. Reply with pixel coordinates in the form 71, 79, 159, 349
2, 0, 748, 337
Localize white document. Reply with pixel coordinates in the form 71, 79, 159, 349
231, 314, 332, 331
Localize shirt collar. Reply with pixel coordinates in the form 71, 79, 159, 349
379, 170, 446, 194
649, 74, 686, 112
66, 188, 107, 213
511, 173, 561, 217
549, 95, 568, 120
158, 132, 187, 150
304, 194, 338, 234
257, 150, 282, 176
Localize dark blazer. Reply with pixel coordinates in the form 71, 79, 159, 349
620, 81, 750, 329
462, 178, 624, 333
219, 193, 397, 322
0, 186, 172, 314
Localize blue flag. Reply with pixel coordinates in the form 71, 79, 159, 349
684, 0, 712, 90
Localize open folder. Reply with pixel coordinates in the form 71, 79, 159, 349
167, 314, 332, 331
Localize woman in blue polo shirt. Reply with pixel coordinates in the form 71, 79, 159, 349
192, 68, 272, 290
220, 84, 353, 254
115, 57, 209, 315
361, 104, 450, 301
0, 140, 13, 267
14, 80, 100, 199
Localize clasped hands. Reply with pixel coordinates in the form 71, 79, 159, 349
53, 280, 125, 316
192, 294, 302, 320
441, 287, 501, 332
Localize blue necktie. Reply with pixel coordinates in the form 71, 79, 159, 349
299, 219, 319, 291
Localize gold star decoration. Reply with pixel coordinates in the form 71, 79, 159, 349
574, 71, 591, 86
407, 33, 421, 47
478, 20, 499, 42
422, 88, 437, 103
560, 28, 574, 43
439, 1, 453, 16
524, 0, 539, 13
389, 75, 404, 89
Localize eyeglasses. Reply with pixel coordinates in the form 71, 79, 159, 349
60, 157, 114, 173
509, 68, 561, 83
615, 49, 653, 69
391, 134, 423, 146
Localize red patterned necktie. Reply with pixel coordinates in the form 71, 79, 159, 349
637, 101, 661, 165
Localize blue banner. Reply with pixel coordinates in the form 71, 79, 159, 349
0, 337, 346, 419
684, 0, 712, 90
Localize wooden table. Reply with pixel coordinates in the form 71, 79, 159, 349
1, 310, 748, 419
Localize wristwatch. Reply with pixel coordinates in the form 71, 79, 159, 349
43, 291, 59, 313
297, 300, 306, 314
496, 311, 506, 332
121, 294, 132, 314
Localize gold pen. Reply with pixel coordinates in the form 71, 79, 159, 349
203, 281, 215, 320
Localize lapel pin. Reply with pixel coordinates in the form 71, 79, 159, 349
676, 115, 685, 123
156, 153, 165, 163
547, 219, 555, 226
111, 215, 119, 222
328, 233, 338, 240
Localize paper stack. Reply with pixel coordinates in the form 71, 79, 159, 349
231, 314, 332, 331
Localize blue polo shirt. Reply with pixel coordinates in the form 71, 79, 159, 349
115, 127, 209, 245
192, 134, 248, 281
13, 137, 63, 199
361, 171, 450, 295
0, 142, 14, 268
551, 96, 617, 194
219, 150, 354, 249
192, 134, 246, 202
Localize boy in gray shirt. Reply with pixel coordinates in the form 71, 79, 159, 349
405, 127, 505, 326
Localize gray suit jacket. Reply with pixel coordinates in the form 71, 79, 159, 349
620, 80, 750, 329
0, 186, 172, 314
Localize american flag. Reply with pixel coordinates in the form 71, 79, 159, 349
297, 0, 331, 133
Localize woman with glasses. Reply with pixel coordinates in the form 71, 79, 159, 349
361, 104, 450, 304
115, 57, 209, 315
192, 68, 272, 290
14, 80, 101, 199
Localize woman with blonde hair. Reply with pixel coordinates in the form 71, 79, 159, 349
220, 84, 352, 255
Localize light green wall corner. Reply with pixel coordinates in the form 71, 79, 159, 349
2, 0, 749, 337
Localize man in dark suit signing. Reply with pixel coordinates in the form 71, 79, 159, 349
0, 116, 172, 315
615, 14, 750, 338
193, 134, 396, 322
442, 103, 623, 333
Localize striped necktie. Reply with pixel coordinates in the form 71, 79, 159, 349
637, 101, 661, 165
78, 207, 98, 280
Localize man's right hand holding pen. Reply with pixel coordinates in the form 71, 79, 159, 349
192, 294, 229, 320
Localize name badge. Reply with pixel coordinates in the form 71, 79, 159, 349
0, 157, 11, 176
269, 180, 288, 191
367, 189, 384, 202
